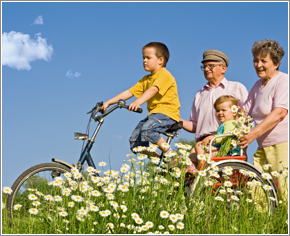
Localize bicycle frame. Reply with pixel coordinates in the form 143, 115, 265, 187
53, 100, 142, 174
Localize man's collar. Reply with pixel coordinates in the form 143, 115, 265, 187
203, 77, 227, 89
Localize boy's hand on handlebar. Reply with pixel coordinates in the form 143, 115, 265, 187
102, 102, 110, 113
128, 101, 141, 112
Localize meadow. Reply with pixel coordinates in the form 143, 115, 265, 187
2, 143, 289, 234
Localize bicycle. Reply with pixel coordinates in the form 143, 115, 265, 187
6, 99, 278, 221
6, 99, 182, 220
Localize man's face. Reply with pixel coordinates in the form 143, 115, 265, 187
202, 61, 226, 82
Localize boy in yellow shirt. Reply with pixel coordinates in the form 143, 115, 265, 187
103, 42, 180, 155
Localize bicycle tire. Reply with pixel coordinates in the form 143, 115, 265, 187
191, 161, 277, 215
7, 163, 71, 220
216, 161, 276, 214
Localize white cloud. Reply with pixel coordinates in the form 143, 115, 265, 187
2, 31, 53, 70
33, 15, 43, 25
66, 70, 81, 79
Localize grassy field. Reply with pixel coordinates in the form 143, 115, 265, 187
2, 145, 289, 234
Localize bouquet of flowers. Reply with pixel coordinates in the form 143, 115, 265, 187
216, 105, 254, 157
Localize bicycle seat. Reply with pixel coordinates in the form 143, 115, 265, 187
162, 121, 183, 138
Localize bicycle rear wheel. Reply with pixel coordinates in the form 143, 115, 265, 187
192, 161, 277, 215
7, 163, 71, 220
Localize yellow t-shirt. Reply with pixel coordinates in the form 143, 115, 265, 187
129, 68, 180, 122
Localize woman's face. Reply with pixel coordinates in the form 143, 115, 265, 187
253, 53, 278, 80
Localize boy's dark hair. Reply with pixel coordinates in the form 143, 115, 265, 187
143, 42, 170, 67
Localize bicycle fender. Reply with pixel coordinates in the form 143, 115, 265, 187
52, 158, 74, 170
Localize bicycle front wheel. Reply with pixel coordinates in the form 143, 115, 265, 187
7, 163, 71, 220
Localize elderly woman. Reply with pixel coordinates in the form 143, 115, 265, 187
240, 39, 288, 201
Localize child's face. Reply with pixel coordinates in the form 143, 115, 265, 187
142, 47, 163, 75
215, 101, 236, 123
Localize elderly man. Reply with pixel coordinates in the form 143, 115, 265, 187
180, 49, 248, 167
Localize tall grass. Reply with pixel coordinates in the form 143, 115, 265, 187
2, 145, 288, 234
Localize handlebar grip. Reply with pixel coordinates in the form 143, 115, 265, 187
135, 108, 143, 113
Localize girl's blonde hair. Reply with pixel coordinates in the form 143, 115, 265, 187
214, 95, 238, 110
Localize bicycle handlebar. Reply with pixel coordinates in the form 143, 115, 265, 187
89, 99, 143, 121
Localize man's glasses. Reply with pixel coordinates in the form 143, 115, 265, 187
200, 64, 223, 71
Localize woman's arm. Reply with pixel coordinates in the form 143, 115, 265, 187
239, 107, 288, 149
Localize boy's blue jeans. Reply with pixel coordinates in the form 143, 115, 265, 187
129, 113, 177, 153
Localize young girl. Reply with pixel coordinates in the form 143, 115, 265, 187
189, 95, 241, 167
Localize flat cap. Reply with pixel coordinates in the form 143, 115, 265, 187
201, 49, 229, 67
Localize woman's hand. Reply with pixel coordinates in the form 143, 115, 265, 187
238, 129, 257, 149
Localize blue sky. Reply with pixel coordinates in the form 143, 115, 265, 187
2, 1, 289, 187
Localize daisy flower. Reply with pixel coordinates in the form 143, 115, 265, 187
32, 201, 41, 206
29, 208, 39, 215
197, 154, 205, 161
68, 202, 75, 207
120, 205, 128, 212
231, 105, 238, 113
224, 181, 233, 187
28, 194, 37, 200
263, 185, 273, 191
106, 193, 114, 200
183, 144, 192, 150
239, 169, 248, 175
78, 207, 88, 216
198, 170, 206, 176
253, 181, 262, 186
231, 196, 240, 201
271, 171, 280, 178
219, 189, 226, 194
246, 181, 253, 187
44, 195, 54, 201
13, 204, 22, 210
3, 187, 13, 194
86, 166, 95, 172
71, 195, 83, 202
246, 199, 253, 203
261, 173, 272, 180
98, 162, 107, 167
160, 210, 170, 218
147, 145, 157, 152
146, 221, 154, 228
227, 188, 234, 193
91, 190, 101, 196
135, 218, 143, 224
283, 169, 288, 177
54, 195, 62, 202
176, 213, 184, 221
59, 211, 68, 217
64, 172, 72, 178
262, 164, 272, 170
204, 180, 213, 186
71, 167, 79, 174
223, 169, 233, 176
168, 225, 175, 231
169, 214, 178, 223
215, 196, 224, 201
90, 205, 99, 212
248, 171, 257, 178
176, 222, 184, 229
161, 143, 170, 149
